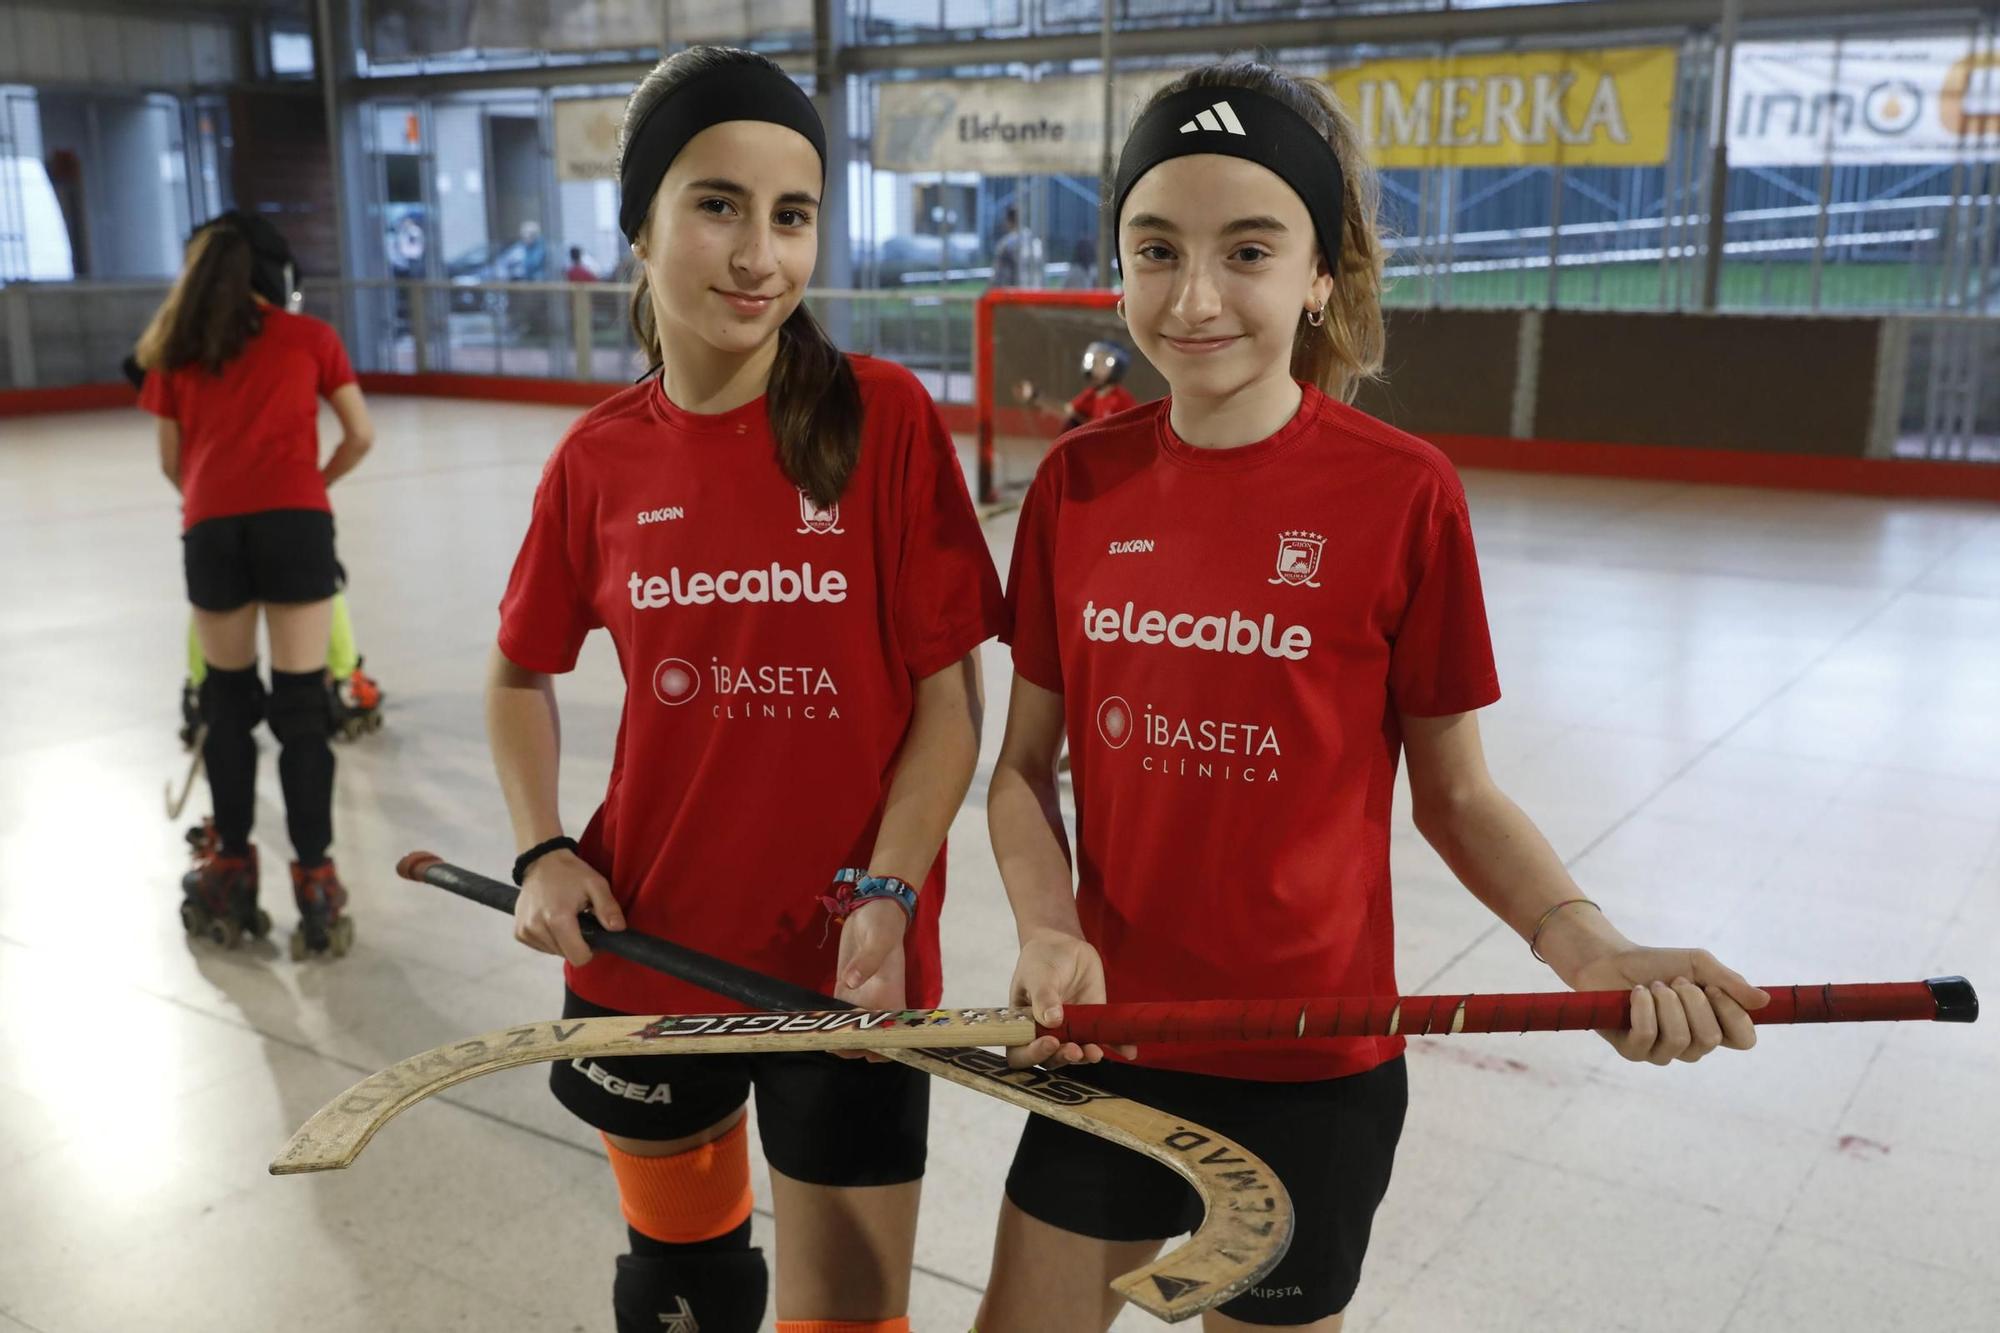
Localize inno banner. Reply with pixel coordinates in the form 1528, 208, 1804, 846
1729, 40, 2000, 165
1326, 47, 1677, 167
873, 73, 1175, 175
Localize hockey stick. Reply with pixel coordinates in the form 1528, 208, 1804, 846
164, 724, 206, 819
271, 968, 1977, 1175
270, 853, 1293, 1321
271, 970, 1977, 1171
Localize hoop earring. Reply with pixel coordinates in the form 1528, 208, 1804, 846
1305, 303, 1326, 328
1115, 298, 1126, 320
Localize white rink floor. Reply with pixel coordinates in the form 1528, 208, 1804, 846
2, 396, 1998, 1333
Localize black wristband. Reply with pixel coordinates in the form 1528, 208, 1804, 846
513, 836, 579, 886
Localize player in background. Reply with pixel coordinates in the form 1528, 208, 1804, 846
136, 211, 375, 959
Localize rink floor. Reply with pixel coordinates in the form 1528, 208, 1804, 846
1, 395, 1997, 1332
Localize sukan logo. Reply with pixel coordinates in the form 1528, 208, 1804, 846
797, 490, 844, 534
1268, 530, 1325, 588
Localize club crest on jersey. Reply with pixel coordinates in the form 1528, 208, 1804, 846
1268, 531, 1324, 587
797, 491, 844, 535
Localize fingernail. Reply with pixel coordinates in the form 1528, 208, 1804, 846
846, 972, 862, 989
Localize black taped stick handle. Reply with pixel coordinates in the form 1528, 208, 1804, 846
396, 851, 847, 1012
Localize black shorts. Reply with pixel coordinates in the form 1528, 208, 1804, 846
548, 988, 928, 1188
182, 509, 340, 611
1006, 1057, 1407, 1325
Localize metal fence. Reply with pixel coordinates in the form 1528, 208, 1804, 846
4, 277, 1991, 462
0, 279, 982, 408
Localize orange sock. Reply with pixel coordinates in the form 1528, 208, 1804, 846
775, 1321, 911, 1333
602, 1117, 753, 1243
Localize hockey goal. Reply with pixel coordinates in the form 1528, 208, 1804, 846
974, 288, 1167, 505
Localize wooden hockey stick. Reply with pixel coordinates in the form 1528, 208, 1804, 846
273, 962, 1977, 1168
164, 724, 205, 819
271, 976, 1976, 1172
270, 854, 1293, 1322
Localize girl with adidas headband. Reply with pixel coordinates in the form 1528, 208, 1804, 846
979, 63, 1769, 1332
488, 47, 1004, 1333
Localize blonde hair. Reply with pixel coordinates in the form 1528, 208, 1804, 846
1136, 63, 1386, 401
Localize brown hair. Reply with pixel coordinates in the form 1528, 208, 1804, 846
622, 46, 861, 507
1134, 62, 1386, 402
134, 225, 263, 375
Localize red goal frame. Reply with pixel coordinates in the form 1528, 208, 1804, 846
975, 287, 1124, 504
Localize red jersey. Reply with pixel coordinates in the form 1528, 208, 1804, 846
1069, 384, 1138, 424
1005, 383, 1500, 1080
139, 309, 356, 530
498, 356, 1007, 1016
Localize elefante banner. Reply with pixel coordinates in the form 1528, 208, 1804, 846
553, 97, 624, 182
1326, 47, 1677, 167
1729, 40, 2000, 165
873, 73, 1177, 176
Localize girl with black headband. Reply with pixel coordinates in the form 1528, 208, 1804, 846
135, 212, 376, 961
487, 46, 1004, 1333
980, 62, 1767, 1331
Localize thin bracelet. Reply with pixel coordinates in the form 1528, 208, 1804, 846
513, 835, 579, 886
1529, 897, 1600, 963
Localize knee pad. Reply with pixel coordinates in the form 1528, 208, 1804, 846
267, 668, 332, 745
198, 665, 265, 733
604, 1117, 754, 1244
612, 1250, 768, 1333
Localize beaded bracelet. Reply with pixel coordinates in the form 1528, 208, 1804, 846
818, 867, 918, 924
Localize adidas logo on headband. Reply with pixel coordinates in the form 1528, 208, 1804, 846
1179, 100, 1247, 136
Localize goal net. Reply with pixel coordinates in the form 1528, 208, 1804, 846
974, 288, 1168, 505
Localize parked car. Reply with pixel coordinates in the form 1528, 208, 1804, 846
445, 239, 531, 312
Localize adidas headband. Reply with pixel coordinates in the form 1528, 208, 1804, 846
1112, 86, 1345, 276
618, 62, 827, 245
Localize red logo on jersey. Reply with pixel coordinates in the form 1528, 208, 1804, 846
797, 492, 844, 535
651, 658, 700, 706
1097, 695, 1134, 749
1268, 531, 1324, 587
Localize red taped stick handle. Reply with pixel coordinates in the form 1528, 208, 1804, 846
1044, 979, 1977, 1045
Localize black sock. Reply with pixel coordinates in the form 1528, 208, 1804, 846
626, 1217, 752, 1259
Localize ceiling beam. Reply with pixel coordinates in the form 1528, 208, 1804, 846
838, 0, 1983, 72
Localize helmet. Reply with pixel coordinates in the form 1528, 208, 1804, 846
194, 210, 300, 310
1080, 339, 1129, 383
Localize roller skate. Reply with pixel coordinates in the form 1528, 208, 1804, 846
178, 678, 202, 750
185, 816, 218, 861
180, 840, 268, 948
289, 860, 354, 960
328, 659, 384, 741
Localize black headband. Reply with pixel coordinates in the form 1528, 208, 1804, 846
618, 63, 827, 245
1112, 86, 1345, 276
